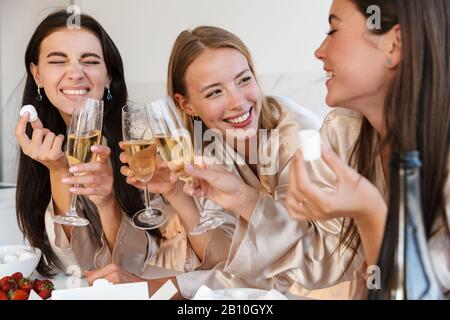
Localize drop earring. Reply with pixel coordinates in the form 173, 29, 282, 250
36, 86, 43, 102
106, 87, 112, 101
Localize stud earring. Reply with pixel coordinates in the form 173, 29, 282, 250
386, 57, 393, 66
36, 87, 43, 102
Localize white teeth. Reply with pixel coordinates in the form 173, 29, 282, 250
227, 111, 250, 124
326, 71, 334, 80
62, 89, 88, 95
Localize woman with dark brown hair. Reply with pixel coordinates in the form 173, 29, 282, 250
286, 0, 449, 298
15, 10, 197, 279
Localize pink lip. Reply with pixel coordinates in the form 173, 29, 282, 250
224, 107, 253, 129
223, 108, 251, 121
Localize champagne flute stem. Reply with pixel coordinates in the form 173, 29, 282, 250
144, 184, 151, 211
68, 184, 79, 216
193, 195, 205, 218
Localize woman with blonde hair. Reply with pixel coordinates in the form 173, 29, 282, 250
85, 26, 357, 299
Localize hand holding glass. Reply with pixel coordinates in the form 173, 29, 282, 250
146, 96, 225, 235
122, 104, 167, 230
53, 98, 103, 227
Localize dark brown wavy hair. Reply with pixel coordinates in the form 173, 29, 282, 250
17, 10, 161, 277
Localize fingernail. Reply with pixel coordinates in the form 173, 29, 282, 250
62, 178, 70, 183
322, 144, 330, 154
69, 166, 78, 173
295, 151, 301, 160
91, 145, 99, 151
69, 187, 76, 192
185, 164, 194, 172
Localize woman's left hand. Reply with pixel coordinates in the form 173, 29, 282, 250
62, 145, 114, 208
286, 144, 386, 222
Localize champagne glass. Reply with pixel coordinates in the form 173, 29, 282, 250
53, 98, 103, 226
122, 103, 167, 230
146, 96, 225, 235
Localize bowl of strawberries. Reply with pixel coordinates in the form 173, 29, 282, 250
0, 272, 54, 300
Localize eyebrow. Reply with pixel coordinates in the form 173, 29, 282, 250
329, 14, 341, 24
81, 53, 102, 59
200, 69, 251, 93
46, 51, 67, 58
45, 52, 102, 59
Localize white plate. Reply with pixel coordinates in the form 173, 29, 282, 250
193, 286, 288, 300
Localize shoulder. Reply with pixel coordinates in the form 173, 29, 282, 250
323, 108, 363, 128
320, 108, 363, 152
268, 95, 322, 131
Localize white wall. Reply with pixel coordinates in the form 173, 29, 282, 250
0, 0, 332, 182
0, 0, 71, 183
75, 0, 332, 111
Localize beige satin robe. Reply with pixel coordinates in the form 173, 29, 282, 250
316, 108, 450, 298
176, 97, 361, 299
178, 105, 449, 299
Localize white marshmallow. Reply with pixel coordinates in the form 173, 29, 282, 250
3, 254, 19, 264
298, 129, 322, 161
20, 104, 38, 122
18, 252, 36, 261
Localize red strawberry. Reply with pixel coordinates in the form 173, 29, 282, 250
34, 279, 54, 292
0, 276, 14, 292
19, 278, 34, 293
10, 272, 23, 283
38, 289, 52, 300
0, 290, 8, 300
9, 289, 29, 300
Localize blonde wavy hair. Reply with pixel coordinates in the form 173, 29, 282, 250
167, 26, 279, 135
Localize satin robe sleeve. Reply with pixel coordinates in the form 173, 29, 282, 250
44, 196, 159, 276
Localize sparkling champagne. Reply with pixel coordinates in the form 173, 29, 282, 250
66, 130, 102, 166
123, 140, 157, 183
154, 133, 194, 174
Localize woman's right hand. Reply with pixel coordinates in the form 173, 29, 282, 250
15, 112, 67, 171
119, 141, 179, 197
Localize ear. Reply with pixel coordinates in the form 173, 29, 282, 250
174, 93, 195, 116
106, 75, 112, 89
385, 24, 402, 69
30, 63, 42, 87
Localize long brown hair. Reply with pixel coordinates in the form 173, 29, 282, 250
341, 0, 450, 255
167, 26, 278, 134
17, 10, 161, 277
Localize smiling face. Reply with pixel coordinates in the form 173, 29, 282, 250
315, 0, 395, 114
31, 28, 109, 123
179, 47, 263, 140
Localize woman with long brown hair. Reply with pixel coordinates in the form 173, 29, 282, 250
286, 0, 449, 298
15, 10, 168, 278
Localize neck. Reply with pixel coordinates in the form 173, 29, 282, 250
59, 111, 71, 127
346, 89, 388, 141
